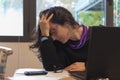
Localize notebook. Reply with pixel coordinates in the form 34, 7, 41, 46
86, 26, 120, 80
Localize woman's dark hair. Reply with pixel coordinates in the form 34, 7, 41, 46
30, 6, 80, 52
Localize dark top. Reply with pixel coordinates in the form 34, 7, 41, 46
39, 36, 90, 71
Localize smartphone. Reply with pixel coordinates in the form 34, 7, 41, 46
24, 70, 48, 75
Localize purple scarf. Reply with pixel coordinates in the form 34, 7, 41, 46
68, 25, 89, 49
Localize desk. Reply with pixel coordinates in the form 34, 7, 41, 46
10, 68, 71, 80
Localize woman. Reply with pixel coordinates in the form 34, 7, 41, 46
30, 6, 90, 72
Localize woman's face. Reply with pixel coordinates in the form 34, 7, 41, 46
49, 22, 69, 44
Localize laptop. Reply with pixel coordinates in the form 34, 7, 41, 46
86, 26, 120, 80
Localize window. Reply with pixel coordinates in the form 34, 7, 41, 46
76, 0, 104, 26
36, 0, 105, 26
0, 0, 24, 42
0, 0, 35, 42
114, 0, 120, 26
0, 0, 23, 36
0, 0, 116, 42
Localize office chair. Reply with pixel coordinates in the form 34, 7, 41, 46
0, 46, 13, 80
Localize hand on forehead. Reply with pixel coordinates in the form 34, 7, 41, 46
41, 13, 53, 22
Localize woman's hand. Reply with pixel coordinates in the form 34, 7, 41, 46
39, 14, 53, 36
64, 62, 85, 71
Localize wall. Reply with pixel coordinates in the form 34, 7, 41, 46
0, 42, 43, 77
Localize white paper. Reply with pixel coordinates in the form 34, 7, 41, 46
11, 68, 70, 80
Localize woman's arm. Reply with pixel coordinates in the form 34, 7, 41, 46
64, 62, 85, 71
39, 14, 66, 71
40, 36, 64, 71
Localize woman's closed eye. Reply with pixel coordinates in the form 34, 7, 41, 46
50, 28, 57, 36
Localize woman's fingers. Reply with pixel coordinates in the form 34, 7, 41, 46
41, 14, 46, 20
47, 14, 53, 22
40, 13, 53, 22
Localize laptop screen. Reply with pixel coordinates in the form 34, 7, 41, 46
86, 27, 120, 80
